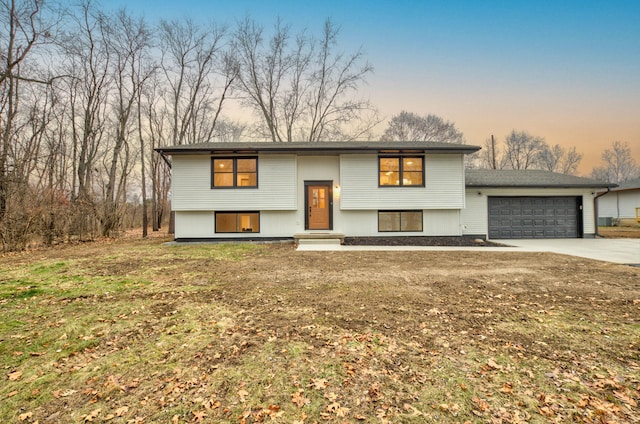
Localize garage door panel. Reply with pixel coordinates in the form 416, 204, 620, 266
488, 196, 580, 239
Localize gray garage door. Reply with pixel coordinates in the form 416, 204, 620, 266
488, 197, 581, 239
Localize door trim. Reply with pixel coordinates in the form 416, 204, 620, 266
304, 180, 333, 230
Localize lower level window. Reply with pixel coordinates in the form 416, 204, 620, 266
378, 210, 423, 232
215, 212, 260, 233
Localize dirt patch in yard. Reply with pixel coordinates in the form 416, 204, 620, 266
599, 225, 640, 238
1, 240, 639, 423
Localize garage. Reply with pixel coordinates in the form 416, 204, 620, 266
488, 196, 581, 239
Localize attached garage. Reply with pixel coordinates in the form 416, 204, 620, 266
462, 170, 615, 240
488, 196, 581, 239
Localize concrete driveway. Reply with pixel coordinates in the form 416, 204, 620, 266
493, 238, 640, 265
297, 237, 640, 265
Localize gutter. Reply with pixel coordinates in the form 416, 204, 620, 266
593, 188, 611, 237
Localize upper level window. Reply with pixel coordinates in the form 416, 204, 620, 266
212, 157, 257, 188
379, 156, 424, 186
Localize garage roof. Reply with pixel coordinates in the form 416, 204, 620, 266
607, 178, 640, 192
466, 169, 615, 188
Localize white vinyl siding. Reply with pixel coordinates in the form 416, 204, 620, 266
174, 211, 216, 238
340, 154, 465, 210
172, 154, 297, 211
175, 210, 297, 239
423, 210, 461, 236
336, 209, 461, 236
598, 191, 640, 219
462, 190, 488, 236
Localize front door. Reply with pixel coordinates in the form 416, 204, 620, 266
306, 182, 332, 230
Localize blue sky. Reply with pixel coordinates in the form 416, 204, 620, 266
106, 0, 640, 173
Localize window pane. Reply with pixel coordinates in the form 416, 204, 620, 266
403, 157, 422, 171
379, 158, 399, 171
239, 213, 259, 233
379, 212, 401, 232
216, 212, 260, 233
213, 159, 234, 187
237, 158, 256, 172
213, 159, 233, 172
402, 171, 423, 186
215, 213, 237, 232
401, 211, 423, 231
379, 171, 400, 186
236, 173, 257, 187
214, 173, 234, 187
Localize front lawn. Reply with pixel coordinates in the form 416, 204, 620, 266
1, 239, 638, 423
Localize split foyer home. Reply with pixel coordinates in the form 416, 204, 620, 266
156, 141, 613, 242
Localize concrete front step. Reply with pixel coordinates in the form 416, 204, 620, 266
293, 232, 345, 245
296, 238, 342, 245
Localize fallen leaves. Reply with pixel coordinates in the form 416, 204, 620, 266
18, 412, 33, 421
484, 358, 502, 371
81, 408, 101, 422
291, 389, 309, 408
237, 388, 249, 403
192, 410, 207, 422
103, 405, 128, 421
8, 370, 23, 381
326, 401, 350, 417
367, 382, 384, 402
308, 378, 328, 390
52, 388, 77, 398
2, 243, 640, 424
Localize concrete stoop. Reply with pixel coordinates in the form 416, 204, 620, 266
294, 232, 344, 250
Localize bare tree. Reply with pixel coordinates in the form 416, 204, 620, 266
476, 134, 583, 174
591, 141, 639, 184
559, 146, 582, 175
538, 143, 564, 172
158, 18, 236, 145
0, 0, 61, 250
64, 2, 110, 200
476, 135, 507, 169
306, 20, 377, 141
503, 130, 545, 170
538, 143, 582, 175
38, 80, 73, 244
142, 74, 170, 232
234, 17, 375, 142
1, 0, 41, 227
58, 0, 119, 240
99, 9, 152, 237
380, 111, 464, 143
0, 0, 48, 85
212, 118, 246, 142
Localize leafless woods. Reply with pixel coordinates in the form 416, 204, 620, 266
0, 1, 376, 250
0, 1, 636, 251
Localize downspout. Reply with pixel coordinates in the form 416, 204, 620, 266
157, 150, 172, 169
593, 188, 611, 238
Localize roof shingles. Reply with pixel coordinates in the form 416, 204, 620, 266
465, 169, 614, 189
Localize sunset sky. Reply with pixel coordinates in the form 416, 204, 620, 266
108, 0, 640, 176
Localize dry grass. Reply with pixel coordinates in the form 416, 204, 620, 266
599, 225, 640, 238
1, 238, 639, 423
